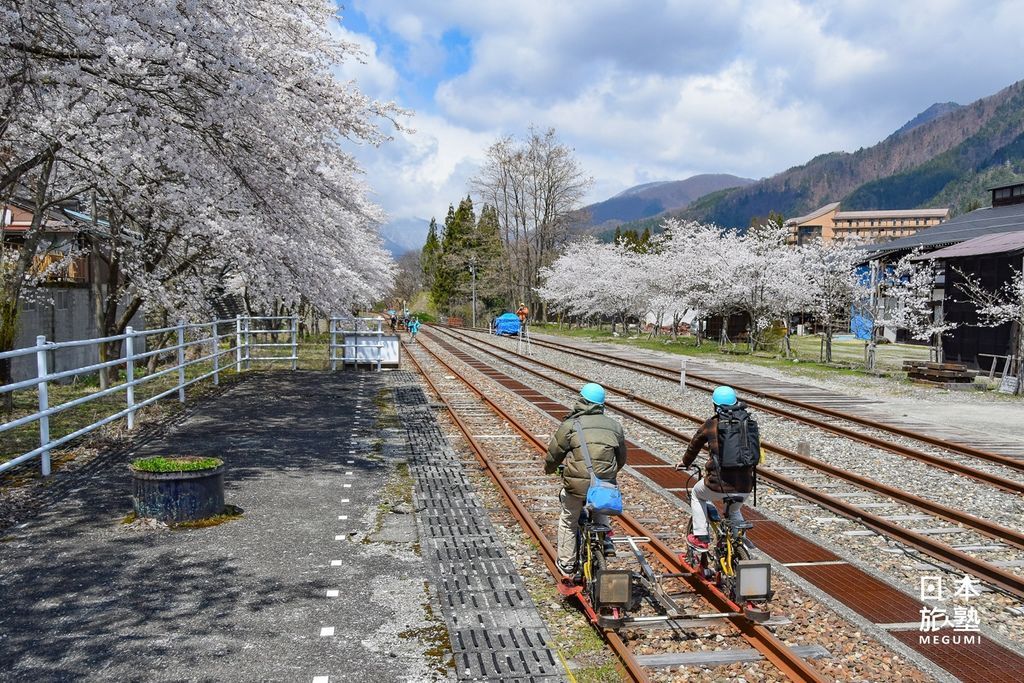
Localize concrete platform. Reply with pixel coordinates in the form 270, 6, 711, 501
0, 372, 452, 682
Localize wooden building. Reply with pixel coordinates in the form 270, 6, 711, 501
865, 182, 1024, 370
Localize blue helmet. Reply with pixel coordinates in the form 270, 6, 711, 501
712, 385, 737, 407
580, 382, 606, 405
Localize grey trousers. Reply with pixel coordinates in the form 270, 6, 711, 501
557, 488, 610, 569
690, 479, 747, 536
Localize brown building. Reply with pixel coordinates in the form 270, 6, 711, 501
786, 202, 949, 244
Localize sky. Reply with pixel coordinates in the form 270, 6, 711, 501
331, 0, 1024, 252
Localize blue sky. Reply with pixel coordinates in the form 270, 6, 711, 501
333, 1, 1024, 252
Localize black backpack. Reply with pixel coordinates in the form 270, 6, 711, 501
715, 404, 760, 469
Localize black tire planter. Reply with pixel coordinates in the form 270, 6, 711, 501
130, 463, 226, 523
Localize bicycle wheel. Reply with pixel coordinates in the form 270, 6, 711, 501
590, 534, 607, 574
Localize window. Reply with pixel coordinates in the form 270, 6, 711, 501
1013, 186, 1024, 197
995, 188, 1012, 200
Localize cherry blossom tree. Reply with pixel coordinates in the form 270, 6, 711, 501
537, 239, 654, 331
713, 221, 809, 352
0, 0, 402, 386
648, 220, 724, 343
801, 239, 870, 362
882, 251, 955, 363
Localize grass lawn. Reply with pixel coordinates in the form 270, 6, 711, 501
530, 323, 933, 380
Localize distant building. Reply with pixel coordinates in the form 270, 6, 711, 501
863, 182, 1024, 370
785, 202, 949, 245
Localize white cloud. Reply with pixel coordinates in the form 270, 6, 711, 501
340, 0, 1024, 251
327, 20, 399, 99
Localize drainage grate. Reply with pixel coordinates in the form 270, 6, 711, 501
393, 378, 564, 681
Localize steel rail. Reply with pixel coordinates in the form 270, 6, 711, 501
406, 338, 827, 683
427, 326, 1024, 600
401, 342, 649, 683
505, 328, 1024, 475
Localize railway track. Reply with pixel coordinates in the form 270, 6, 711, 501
427, 325, 1024, 601
403, 339, 829, 682
458, 326, 1024, 491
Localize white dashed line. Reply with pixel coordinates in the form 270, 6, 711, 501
313, 676, 329, 683
338, 515, 348, 520
345, 471, 353, 476
335, 534, 345, 541
341, 499, 350, 503
320, 627, 335, 637
346, 460, 354, 464
343, 484, 351, 488
326, 590, 339, 598
330, 560, 343, 567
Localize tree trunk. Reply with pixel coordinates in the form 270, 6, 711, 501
825, 328, 833, 363
1015, 322, 1023, 395
0, 153, 56, 405
0, 297, 16, 414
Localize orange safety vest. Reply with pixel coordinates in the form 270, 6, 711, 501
516, 306, 529, 323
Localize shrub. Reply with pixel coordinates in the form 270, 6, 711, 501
131, 456, 223, 472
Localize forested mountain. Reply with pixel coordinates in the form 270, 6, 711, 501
572, 173, 754, 231
622, 79, 1024, 232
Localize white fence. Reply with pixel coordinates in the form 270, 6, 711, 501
328, 317, 393, 370
0, 315, 299, 477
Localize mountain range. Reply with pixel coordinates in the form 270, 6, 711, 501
572, 174, 755, 233
605, 79, 1024, 235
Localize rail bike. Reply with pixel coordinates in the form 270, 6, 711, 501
557, 468, 773, 629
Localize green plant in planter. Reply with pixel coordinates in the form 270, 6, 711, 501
131, 456, 223, 472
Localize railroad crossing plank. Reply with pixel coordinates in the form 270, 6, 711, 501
635, 644, 830, 667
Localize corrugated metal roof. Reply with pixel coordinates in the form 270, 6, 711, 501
917, 231, 1024, 259
861, 202, 1024, 255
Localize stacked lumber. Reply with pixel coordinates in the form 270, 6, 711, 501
903, 360, 977, 385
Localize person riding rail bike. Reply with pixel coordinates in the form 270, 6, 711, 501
544, 382, 627, 579
675, 386, 761, 552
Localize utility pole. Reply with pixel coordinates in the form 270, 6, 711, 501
469, 259, 477, 328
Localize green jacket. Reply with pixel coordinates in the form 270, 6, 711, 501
544, 400, 627, 498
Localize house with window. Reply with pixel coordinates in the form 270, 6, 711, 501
2, 198, 144, 380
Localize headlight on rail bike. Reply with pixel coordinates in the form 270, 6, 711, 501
735, 560, 772, 601
595, 570, 633, 606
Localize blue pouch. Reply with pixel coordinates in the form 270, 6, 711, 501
573, 419, 623, 516
586, 478, 623, 516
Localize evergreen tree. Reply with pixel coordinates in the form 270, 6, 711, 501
432, 198, 477, 312
473, 204, 505, 313
430, 204, 457, 308
421, 217, 440, 289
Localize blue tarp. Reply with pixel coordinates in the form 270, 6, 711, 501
850, 312, 872, 340
494, 312, 521, 336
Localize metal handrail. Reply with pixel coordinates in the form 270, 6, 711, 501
0, 315, 300, 477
